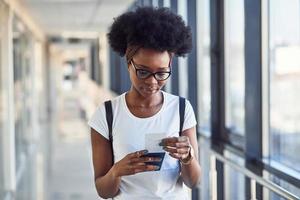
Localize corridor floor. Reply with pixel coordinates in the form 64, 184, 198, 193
47, 87, 100, 200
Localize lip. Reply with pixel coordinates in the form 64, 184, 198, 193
143, 87, 158, 93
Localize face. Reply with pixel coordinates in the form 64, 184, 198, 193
128, 48, 171, 98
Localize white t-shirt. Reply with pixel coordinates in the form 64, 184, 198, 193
88, 91, 197, 200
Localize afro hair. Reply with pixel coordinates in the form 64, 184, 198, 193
107, 7, 192, 57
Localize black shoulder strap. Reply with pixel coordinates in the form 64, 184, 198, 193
104, 100, 114, 163
179, 97, 185, 136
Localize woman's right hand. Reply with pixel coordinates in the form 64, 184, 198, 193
111, 150, 161, 178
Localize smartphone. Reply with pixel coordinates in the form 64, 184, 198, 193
141, 152, 165, 171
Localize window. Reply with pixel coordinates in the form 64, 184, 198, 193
269, 0, 300, 173
224, 0, 245, 135
12, 17, 33, 199
269, 174, 300, 199
13, 19, 28, 173
162, 0, 172, 93
0, 2, 3, 191
177, 0, 189, 98
197, 0, 211, 135
0, 1, 8, 193
224, 151, 245, 200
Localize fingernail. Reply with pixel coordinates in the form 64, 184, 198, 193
144, 150, 149, 154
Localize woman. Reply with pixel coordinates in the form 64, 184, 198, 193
88, 7, 201, 199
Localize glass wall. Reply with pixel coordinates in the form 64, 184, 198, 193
224, 151, 245, 200
177, 0, 189, 98
269, 0, 300, 173
269, 174, 300, 199
196, 0, 211, 199
12, 16, 33, 200
0, 0, 4, 194
197, 0, 211, 135
224, 0, 245, 135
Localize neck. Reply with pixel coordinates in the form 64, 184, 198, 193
126, 88, 163, 107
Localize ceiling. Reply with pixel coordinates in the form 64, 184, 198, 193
22, 0, 135, 38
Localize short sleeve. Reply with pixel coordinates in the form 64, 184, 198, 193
87, 103, 109, 140
182, 100, 197, 131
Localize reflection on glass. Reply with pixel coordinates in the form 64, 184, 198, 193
269, 0, 300, 173
197, 0, 211, 134
224, 151, 245, 200
224, 0, 245, 135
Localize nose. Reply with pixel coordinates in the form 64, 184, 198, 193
144, 74, 158, 84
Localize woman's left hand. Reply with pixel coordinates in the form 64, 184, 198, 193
160, 136, 192, 161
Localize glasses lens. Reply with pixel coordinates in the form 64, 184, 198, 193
137, 69, 151, 79
155, 72, 170, 81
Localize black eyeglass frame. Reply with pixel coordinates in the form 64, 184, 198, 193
130, 60, 172, 81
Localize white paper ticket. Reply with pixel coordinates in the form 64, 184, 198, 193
145, 133, 165, 152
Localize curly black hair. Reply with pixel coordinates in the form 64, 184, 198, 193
107, 7, 192, 57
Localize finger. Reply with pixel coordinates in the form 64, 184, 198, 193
169, 152, 189, 160
177, 148, 190, 155
126, 163, 146, 175
163, 146, 178, 153
160, 137, 178, 146
132, 164, 159, 173
145, 165, 160, 171
175, 142, 190, 148
130, 162, 146, 168
131, 156, 162, 163
129, 150, 148, 158
163, 146, 190, 155
161, 136, 189, 146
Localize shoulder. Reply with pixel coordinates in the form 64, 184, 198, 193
96, 93, 125, 110
162, 91, 191, 105
162, 91, 179, 103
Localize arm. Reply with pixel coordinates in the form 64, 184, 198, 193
90, 128, 120, 198
161, 126, 201, 188
180, 126, 201, 188
91, 128, 160, 198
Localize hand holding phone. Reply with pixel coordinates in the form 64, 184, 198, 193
141, 152, 165, 171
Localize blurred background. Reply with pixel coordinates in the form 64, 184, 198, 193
0, 0, 299, 200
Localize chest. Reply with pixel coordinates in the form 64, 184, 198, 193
112, 109, 180, 159
127, 104, 163, 118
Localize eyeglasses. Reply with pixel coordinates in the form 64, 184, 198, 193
130, 60, 171, 81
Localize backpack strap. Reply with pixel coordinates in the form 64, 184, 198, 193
179, 97, 185, 136
104, 100, 114, 163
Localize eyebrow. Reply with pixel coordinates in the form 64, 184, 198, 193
135, 63, 170, 71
